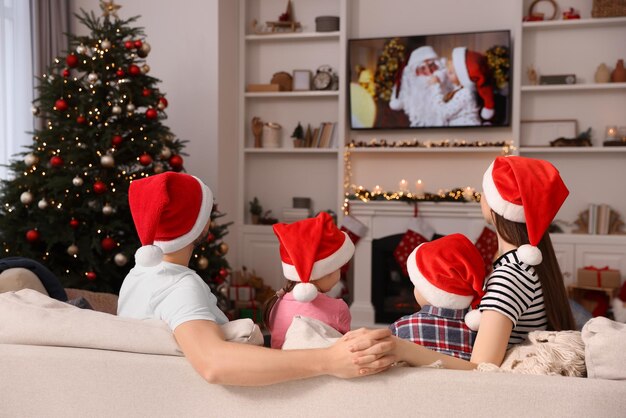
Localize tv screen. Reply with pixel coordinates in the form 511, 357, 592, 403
348, 30, 511, 129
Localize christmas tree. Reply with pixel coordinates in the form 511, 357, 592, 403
0, 1, 231, 296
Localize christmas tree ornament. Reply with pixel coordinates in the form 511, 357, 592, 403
93, 181, 108, 194
219, 268, 229, 278
160, 146, 171, 159
145, 108, 158, 120
219, 242, 229, 255
141, 64, 150, 74
142, 87, 151, 97
87, 200, 97, 209
26, 229, 40, 243
20, 191, 34, 205
66, 54, 79, 68
101, 237, 117, 251
102, 203, 114, 215
114, 252, 128, 266
67, 244, 79, 256
50, 156, 64, 168
128, 64, 141, 76
197, 256, 209, 270
134, 40, 143, 49
111, 134, 123, 147
62, 69, 71, 78
85, 271, 97, 281
138, 153, 153, 166
24, 153, 38, 166
69, 218, 80, 229
100, 154, 115, 168
206, 233, 215, 243
116, 68, 125, 77
153, 162, 164, 173
169, 154, 183, 170
141, 42, 151, 55
37, 198, 48, 209
126, 103, 135, 113
76, 115, 87, 124
111, 104, 122, 115
76, 44, 87, 54
31, 106, 40, 116
157, 97, 168, 110
72, 176, 84, 186
54, 99, 68, 111
210, 221, 216, 229
124, 40, 134, 50
87, 72, 99, 83
101, 39, 111, 50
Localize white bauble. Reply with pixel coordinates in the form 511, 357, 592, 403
37, 198, 48, 209
76, 45, 86, 54
101, 155, 115, 168
87, 72, 99, 83
160, 146, 172, 159
114, 253, 128, 267
31, 106, 40, 116
141, 42, 151, 54
102, 203, 114, 216
157, 101, 166, 111
67, 244, 79, 256
126, 103, 136, 113
72, 176, 84, 187
101, 39, 111, 50
20, 191, 34, 205
141, 64, 150, 74
111, 105, 122, 115
24, 153, 38, 166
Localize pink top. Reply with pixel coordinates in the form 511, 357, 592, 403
268, 292, 351, 349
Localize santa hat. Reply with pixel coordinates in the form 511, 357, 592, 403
129, 172, 213, 267
407, 233, 486, 331
452, 47, 495, 120
273, 212, 355, 303
482, 156, 569, 266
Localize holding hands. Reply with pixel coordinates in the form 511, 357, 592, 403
332, 328, 397, 377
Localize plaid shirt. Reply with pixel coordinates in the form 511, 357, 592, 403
389, 306, 476, 360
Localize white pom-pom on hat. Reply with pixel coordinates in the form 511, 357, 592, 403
292, 282, 318, 303
135, 245, 163, 267
465, 309, 482, 331
517, 244, 542, 266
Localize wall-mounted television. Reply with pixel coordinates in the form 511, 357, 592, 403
348, 30, 511, 130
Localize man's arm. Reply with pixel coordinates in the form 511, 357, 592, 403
174, 320, 396, 386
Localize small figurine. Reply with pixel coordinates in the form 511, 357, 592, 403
527, 65, 538, 85
251, 116, 263, 148
550, 127, 592, 147
563, 7, 581, 20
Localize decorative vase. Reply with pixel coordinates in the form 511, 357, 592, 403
611, 59, 626, 83
594, 63, 611, 83
262, 122, 282, 148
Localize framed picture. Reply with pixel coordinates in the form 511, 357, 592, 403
520, 119, 578, 147
292, 70, 311, 91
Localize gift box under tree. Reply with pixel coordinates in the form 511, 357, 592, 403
577, 266, 621, 289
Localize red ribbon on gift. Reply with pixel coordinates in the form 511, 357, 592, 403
583, 266, 610, 287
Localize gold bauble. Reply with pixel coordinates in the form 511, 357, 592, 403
197, 256, 209, 270
219, 242, 229, 255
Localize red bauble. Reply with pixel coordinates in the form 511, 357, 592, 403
54, 99, 68, 112
145, 108, 158, 120
85, 272, 97, 281
134, 40, 143, 49
101, 237, 117, 252
69, 218, 80, 229
50, 156, 64, 168
124, 40, 134, 49
142, 88, 152, 97
76, 115, 86, 124
66, 54, 79, 68
93, 181, 108, 194
25, 229, 40, 243
206, 233, 215, 243
219, 268, 229, 278
139, 153, 153, 166
112, 135, 124, 147
62, 69, 71, 78
169, 155, 184, 171
116, 69, 125, 77
158, 97, 168, 108
128, 64, 141, 76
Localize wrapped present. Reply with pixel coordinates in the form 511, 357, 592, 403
230, 270, 249, 286
237, 300, 262, 323
229, 285, 256, 302
577, 266, 621, 289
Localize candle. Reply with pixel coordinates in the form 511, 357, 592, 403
399, 179, 409, 193
415, 179, 425, 198
606, 126, 618, 140
373, 185, 383, 195
462, 186, 475, 202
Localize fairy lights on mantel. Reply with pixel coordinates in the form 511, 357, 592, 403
347, 138, 515, 154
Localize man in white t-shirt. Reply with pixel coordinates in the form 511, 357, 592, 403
117, 172, 396, 386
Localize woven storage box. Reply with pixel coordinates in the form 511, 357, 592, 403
315, 16, 339, 32
592, 0, 626, 17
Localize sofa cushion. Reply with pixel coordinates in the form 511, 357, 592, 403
582, 316, 626, 380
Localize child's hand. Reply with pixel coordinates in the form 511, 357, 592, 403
343, 328, 397, 374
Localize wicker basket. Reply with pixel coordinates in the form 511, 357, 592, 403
592, 0, 626, 17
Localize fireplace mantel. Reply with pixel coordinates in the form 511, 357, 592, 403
348, 201, 484, 328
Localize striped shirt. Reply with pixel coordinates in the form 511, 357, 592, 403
479, 250, 547, 346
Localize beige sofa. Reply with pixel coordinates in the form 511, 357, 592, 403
1, 279, 626, 417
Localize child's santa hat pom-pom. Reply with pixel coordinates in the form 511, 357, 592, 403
292, 282, 318, 303
517, 244, 542, 266
465, 309, 482, 331
135, 245, 163, 267
612, 298, 626, 323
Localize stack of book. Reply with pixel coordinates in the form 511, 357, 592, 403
588, 204, 612, 235
281, 208, 310, 223
301, 122, 337, 148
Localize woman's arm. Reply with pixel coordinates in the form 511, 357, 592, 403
173, 320, 396, 386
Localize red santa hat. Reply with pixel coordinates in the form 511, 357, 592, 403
482, 156, 569, 266
452, 47, 495, 120
129, 172, 213, 267
407, 234, 486, 331
273, 212, 355, 303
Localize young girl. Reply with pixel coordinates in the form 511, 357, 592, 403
264, 212, 354, 349
351, 156, 575, 370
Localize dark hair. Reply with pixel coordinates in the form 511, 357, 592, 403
492, 211, 575, 331
262, 280, 296, 331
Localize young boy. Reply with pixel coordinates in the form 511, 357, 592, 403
389, 233, 486, 360
117, 172, 396, 386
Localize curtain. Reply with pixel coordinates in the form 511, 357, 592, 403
30, 0, 70, 83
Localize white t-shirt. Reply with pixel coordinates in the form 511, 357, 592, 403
117, 261, 229, 331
